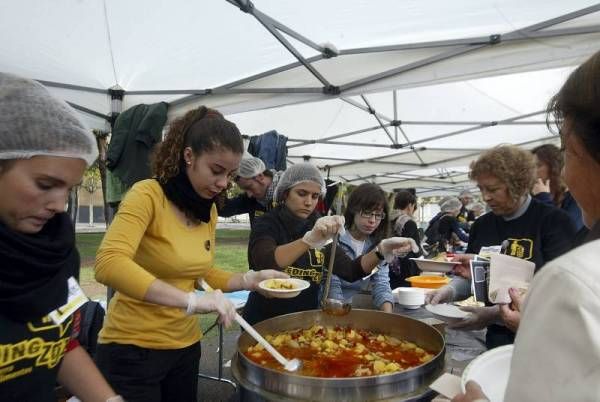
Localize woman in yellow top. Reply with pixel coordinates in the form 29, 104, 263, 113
94, 106, 286, 402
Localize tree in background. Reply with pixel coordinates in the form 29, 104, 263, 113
81, 162, 102, 225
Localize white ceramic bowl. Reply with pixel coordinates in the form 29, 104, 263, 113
393, 287, 425, 309
257, 278, 310, 298
461, 344, 513, 402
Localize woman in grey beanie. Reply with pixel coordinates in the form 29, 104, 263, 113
242, 162, 418, 325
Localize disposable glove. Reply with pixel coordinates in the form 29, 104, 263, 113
448, 305, 500, 331
425, 284, 456, 305
186, 290, 236, 327
302, 215, 345, 249
242, 269, 290, 291
378, 237, 419, 262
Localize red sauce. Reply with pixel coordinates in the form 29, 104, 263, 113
243, 326, 434, 377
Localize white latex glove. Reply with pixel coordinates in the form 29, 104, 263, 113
302, 215, 345, 249
186, 290, 236, 327
424, 284, 456, 305
242, 269, 290, 291
448, 305, 500, 331
378, 237, 420, 262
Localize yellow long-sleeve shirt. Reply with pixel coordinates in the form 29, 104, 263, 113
95, 179, 234, 349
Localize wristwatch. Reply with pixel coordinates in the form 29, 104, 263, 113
374, 245, 385, 261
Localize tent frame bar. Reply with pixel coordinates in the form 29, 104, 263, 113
66, 101, 110, 121
340, 24, 600, 55
340, 4, 600, 92
287, 110, 546, 151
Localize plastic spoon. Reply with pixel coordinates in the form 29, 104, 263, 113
321, 233, 352, 316
200, 281, 302, 372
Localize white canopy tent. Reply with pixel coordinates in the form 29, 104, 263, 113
2, 0, 600, 194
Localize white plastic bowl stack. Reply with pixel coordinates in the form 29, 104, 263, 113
392, 287, 425, 309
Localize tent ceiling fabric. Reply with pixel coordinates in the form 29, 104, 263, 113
1, 0, 598, 194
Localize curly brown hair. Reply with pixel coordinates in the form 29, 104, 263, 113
151, 106, 244, 183
469, 145, 536, 202
531, 144, 566, 206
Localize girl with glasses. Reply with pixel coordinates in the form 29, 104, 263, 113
321, 183, 395, 313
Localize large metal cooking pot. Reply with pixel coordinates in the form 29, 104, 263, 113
233, 309, 445, 401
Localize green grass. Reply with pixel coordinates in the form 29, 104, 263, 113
76, 232, 105, 262
76, 229, 250, 337
76, 229, 249, 264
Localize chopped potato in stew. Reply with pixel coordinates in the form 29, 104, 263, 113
263, 279, 297, 290
244, 325, 435, 377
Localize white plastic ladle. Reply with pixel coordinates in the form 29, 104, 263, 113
200, 280, 302, 372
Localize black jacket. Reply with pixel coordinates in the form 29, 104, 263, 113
242, 206, 366, 325
107, 102, 168, 187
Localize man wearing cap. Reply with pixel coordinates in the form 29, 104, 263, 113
218, 155, 284, 226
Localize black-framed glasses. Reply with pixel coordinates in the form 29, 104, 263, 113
359, 210, 386, 220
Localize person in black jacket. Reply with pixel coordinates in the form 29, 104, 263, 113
423, 197, 469, 255
218, 155, 282, 226
531, 143, 585, 232
457, 189, 476, 226
0, 73, 120, 402
389, 190, 422, 288
242, 163, 417, 325
426, 145, 575, 349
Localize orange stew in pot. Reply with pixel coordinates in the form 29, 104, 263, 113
244, 325, 434, 377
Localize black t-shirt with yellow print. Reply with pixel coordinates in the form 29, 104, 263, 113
243, 206, 365, 326
466, 198, 575, 270
0, 312, 78, 402
466, 198, 576, 349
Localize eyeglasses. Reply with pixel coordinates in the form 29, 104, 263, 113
359, 210, 386, 220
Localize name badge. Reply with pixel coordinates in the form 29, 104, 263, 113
48, 277, 89, 325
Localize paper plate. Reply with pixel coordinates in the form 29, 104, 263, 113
461, 344, 513, 402
425, 303, 470, 323
257, 278, 310, 298
410, 258, 457, 273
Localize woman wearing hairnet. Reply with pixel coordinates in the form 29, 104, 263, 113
242, 163, 418, 325
426, 145, 575, 349
0, 73, 121, 401
454, 49, 600, 402
94, 106, 286, 402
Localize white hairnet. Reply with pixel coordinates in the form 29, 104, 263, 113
237, 155, 266, 178
440, 197, 462, 213
0, 72, 97, 166
459, 189, 473, 198
437, 195, 454, 207
274, 162, 325, 203
468, 202, 485, 211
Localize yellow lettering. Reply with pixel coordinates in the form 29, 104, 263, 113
0, 367, 33, 383
0, 337, 67, 369
284, 266, 322, 283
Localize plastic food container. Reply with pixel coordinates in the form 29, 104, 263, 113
406, 275, 450, 289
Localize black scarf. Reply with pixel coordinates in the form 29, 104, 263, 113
279, 204, 319, 240
0, 213, 79, 322
158, 168, 215, 224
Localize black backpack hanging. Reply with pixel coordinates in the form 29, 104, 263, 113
77, 300, 105, 357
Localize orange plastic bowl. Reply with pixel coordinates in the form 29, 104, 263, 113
406, 275, 450, 289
